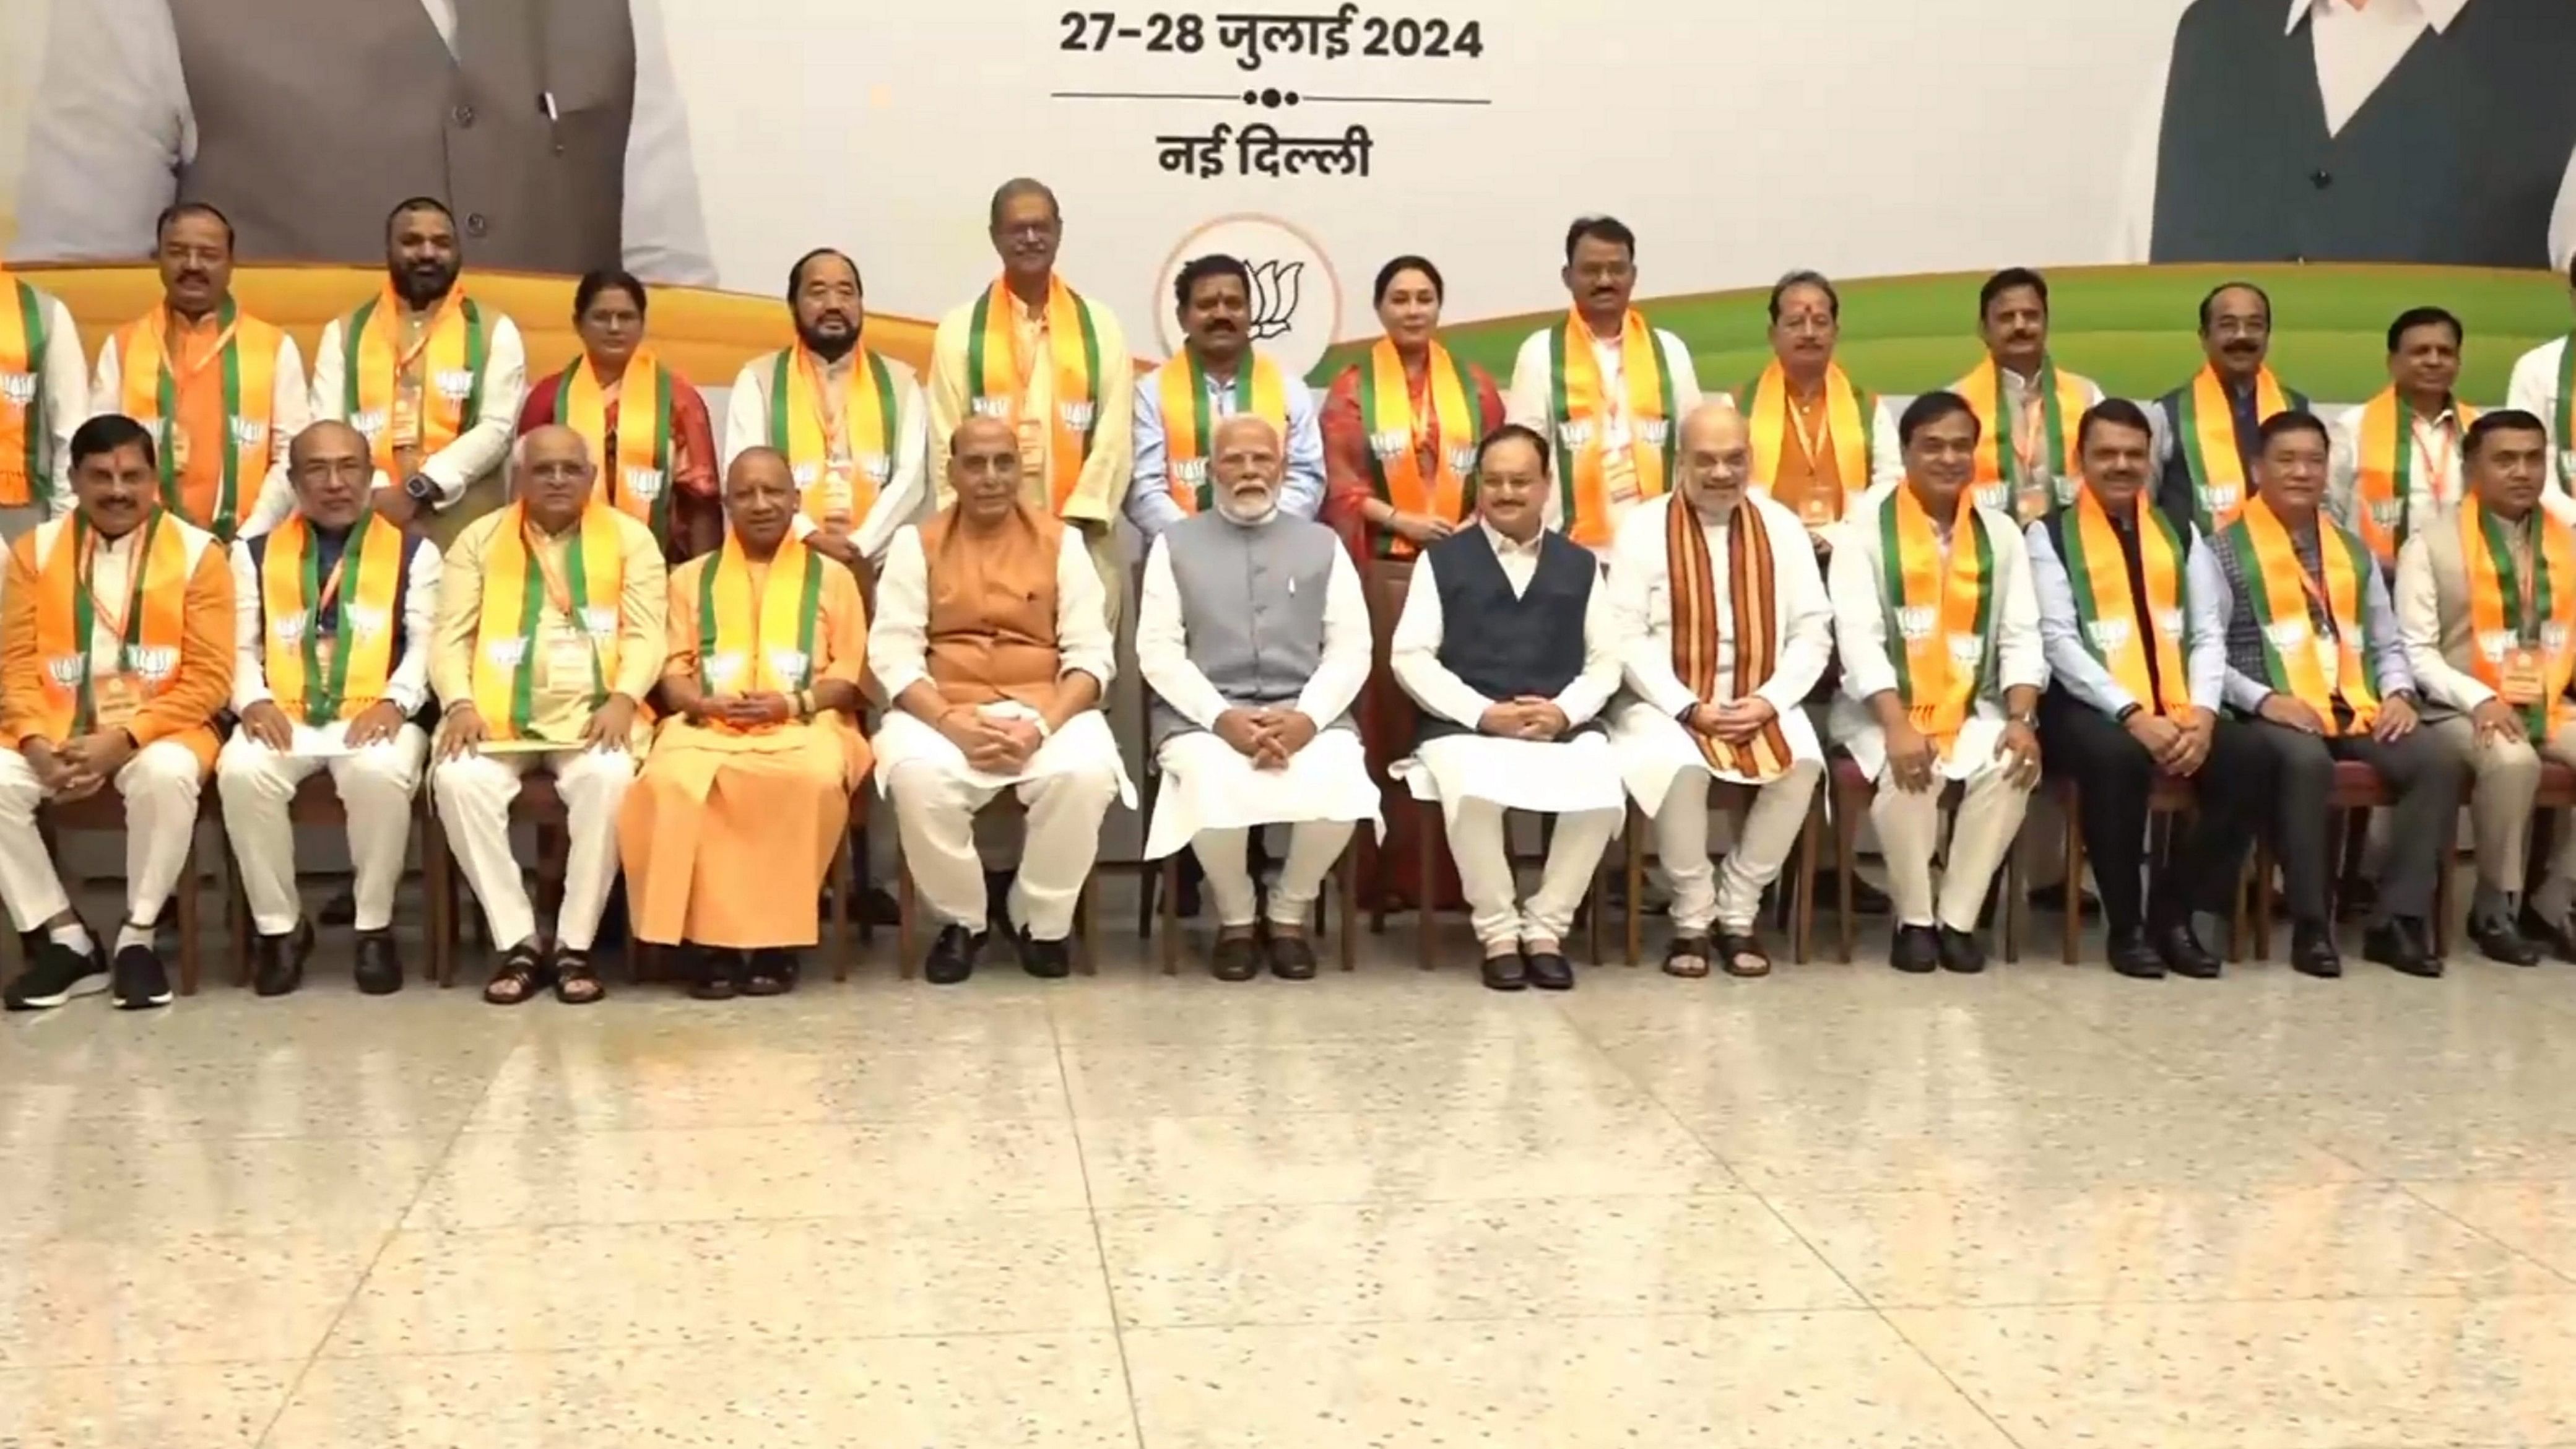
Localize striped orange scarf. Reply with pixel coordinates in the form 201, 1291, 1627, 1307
1668, 496, 1793, 779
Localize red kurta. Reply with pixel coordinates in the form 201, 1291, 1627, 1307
518, 365, 723, 561
1320, 356, 1505, 914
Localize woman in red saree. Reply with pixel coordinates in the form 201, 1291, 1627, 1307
1321, 256, 1506, 913
516, 269, 722, 562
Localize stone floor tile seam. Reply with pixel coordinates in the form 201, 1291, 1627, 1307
1049, 1011, 1154, 1449
247, 1055, 505, 1449
1540, 987, 2042, 1449
1104, 1300, 1898, 1334
2385, 1180, 2576, 1291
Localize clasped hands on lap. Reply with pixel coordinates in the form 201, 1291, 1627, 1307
17, 730, 139, 803
1214, 705, 1321, 766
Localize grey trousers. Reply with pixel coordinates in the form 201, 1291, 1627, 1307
2242, 717, 2467, 925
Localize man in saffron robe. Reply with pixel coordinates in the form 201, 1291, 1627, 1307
622, 447, 872, 998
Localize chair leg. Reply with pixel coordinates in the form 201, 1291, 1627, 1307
1835, 781, 1859, 964
1793, 793, 1819, 965
1160, 857, 1181, 976
1338, 842, 1358, 972
174, 831, 201, 997
829, 834, 852, 984
898, 868, 917, 980
1624, 802, 1645, 967
1077, 877, 1097, 976
2003, 826, 2023, 966
2061, 788, 2083, 966
1416, 799, 1437, 971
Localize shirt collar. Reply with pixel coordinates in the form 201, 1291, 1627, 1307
1481, 517, 1543, 558
2287, 0, 2466, 34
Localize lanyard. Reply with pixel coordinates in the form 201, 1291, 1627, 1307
2010, 392, 2048, 477
1787, 387, 1834, 473
79, 514, 160, 655
155, 305, 240, 394
799, 348, 850, 457
2411, 413, 2458, 501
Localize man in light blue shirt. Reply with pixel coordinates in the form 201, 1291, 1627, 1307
2024, 397, 2267, 981
1127, 254, 1324, 539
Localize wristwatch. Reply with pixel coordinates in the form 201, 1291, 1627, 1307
402, 473, 438, 506
2008, 710, 2039, 730
2114, 704, 2141, 725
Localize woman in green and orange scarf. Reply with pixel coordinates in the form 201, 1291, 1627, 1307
517, 270, 721, 563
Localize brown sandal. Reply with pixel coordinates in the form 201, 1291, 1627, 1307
1719, 930, 1773, 979
552, 950, 605, 1005
1663, 935, 1712, 979
482, 943, 549, 1006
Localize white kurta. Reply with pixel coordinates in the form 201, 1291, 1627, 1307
1387, 522, 1628, 822
1605, 493, 1833, 808
1503, 325, 1706, 540
722, 347, 933, 564
1826, 489, 2049, 781
1135, 522, 1381, 859
865, 519, 1134, 803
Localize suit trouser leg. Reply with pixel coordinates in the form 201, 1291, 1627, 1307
2040, 696, 2153, 935
2536, 726, 2576, 916
217, 736, 327, 936
2427, 717, 2539, 914
2242, 719, 2336, 925
2334, 726, 2468, 926
1190, 828, 1260, 928
1871, 778, 1944, 929
1936, 756, 2032, 932
0, 749, 69, 933
1714, 759, 1821, 932
2162, 717, 2268, 922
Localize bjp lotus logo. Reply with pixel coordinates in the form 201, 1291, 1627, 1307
1246, 259, 1304, 342
1154, 214, 1343, 379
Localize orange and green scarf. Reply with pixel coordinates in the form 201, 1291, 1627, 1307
766, 344, 896, 526
1956, 355, 2091, 522
1879, 484, 1995, 756
22, 511, 192, 740
1548, 309, 1674, 547
2060, 486, 2193, 717
2173, 364, 2291, 531
2351, 387, 2477, 565
340, 284, 487, 477
1156, 349, 1290, 515
558, 350, 678, 541
965, 275, 1101, 515
1739, 360, 1871, 522
2461, 495, 2576, 741
470, 503, 625, 742
2221, 494, 2379, 735
0, 274, 53, 509
695, 532, 825, 731
115, 300, 281, 542
1358, 340, 1478, 557
260, 511, 407, 724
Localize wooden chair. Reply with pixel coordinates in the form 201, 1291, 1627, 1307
1157, 832, 1363, 975
1360, 555, 1426, 930
2052, 774, 2252, 965
1829, 754, 2023, 964
2249, 759, 2455, 961
1622, 785, 1823, 967
892, 795, 1098, 980
12, 790, 221, 997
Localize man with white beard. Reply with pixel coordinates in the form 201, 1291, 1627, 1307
1136, 414, 1379, 980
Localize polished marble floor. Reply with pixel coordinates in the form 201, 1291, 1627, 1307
7, 932, 2576, 1448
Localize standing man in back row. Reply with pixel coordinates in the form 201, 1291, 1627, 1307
927, 179, 1135, 628
1129, 254, 1327, 542
2154, 282, 2312, 539
1507, 216, 1702, 551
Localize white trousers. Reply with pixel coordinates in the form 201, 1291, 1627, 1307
217, 723, 428, 935
0, 741, 202, 933
1657, 758, 1823, 934
432, 746, 636, 951
1449, 801, 1621, 950
1871, 753, 2032, 931
887, 750, 1122, 940
1193, 821, 1354, 930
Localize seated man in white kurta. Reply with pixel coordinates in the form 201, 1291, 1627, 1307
1828, 391, 2047, 975
870, 415, 1130, 985
1391, 423, 1624, 992
1137, 414, 1378, 981
1608, 402, 1831, 980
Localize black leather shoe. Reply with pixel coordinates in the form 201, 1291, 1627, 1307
1889, 925, 1940, 974
2365, 919, 2444, 977
1210, 933, 1262, 982
1267, 932, 1318, 980
688, 947, 739, 1001
352, 929, 402, 995
2470, 916, 2543, 967
2523, 903, 2576, 964
924, 925, 983, 985
2153, 919, 2223, 979
253, 919, 316, 997
1481, 951, 1527, 991
1017, 927, 1072, 979
2291, 920, 2342, 979
1524, 950, 1574, 990
1936, 926, 1987, 974
2106, 926, 2164, 979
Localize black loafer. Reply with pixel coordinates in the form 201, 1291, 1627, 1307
1210, 933, 1262, 982
1524, 951, 1574, 991
1017, 927, 1072, 979
1936, 926, 1987, 974
2470, 917, 2541, 967
1889, 925, 1940, 974
254, 919, 316, 997
1481, 951, 1528, 991
2291, 920, 2342, 979
2153, 919, 2223, 979
2520, 904, 2576, 964
924, 925, 984, 985
2106, 926, 2164, 980
352, 928, 402, 995
1267, 932, 1319, 980
2364, 919, 2443, 978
